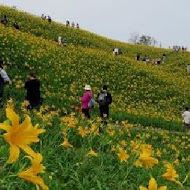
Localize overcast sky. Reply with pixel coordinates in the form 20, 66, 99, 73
1, 0, 190, 48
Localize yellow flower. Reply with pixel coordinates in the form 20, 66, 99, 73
135, 150, 158, 169
18, 153, 49, 190
61, 138, 73, 148
0, 108, 45, 163
162, 163, 182, 187
78, 126, 88, 138
86, 149, 98, 157
139, 177, 167, 190
117, 148, 129, 162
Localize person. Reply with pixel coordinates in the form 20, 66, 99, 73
136, 53, 140, 61
47, 16, 52, 23
0, 61, 10, 107
113, 48, 119, 55
187, 65, 190, 75
24, 73, 41, 109
162, 53, 166, 62
41, 14, 45, 20
182, 107, 190, 132
71, 21, 75, 27
1, 15, 8, 26
80, 85, 92, 118
13, 22, 20, 30
63, 38, 68, 46
66, 20, 70, 27
58, 36, 62, 45
96, 85, 112, 119
76, 23, 79, 29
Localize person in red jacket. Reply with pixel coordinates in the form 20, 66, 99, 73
80, 85, 92, 118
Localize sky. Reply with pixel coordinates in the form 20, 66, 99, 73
1, 0, 190, 48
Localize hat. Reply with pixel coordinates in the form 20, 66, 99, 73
84, 85, 91, 91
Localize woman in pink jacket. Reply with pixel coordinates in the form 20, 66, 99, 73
80, 85, 92, 118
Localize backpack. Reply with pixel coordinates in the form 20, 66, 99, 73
98, 93, 107, 106
88, 98, 95, 109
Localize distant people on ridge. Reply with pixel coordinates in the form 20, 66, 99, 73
71, 21, 75, 28
66, 20, 70, 27
1, 15, 8, 26
96, 85, 112, 119
0, 60, 10, 107
79, 85, 93, 119
24, 73, 42, 110
76, 23, 80, 29
41, 14, 46, 20
47, 16, 52, 23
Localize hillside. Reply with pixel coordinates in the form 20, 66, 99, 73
0, 5, 190, 190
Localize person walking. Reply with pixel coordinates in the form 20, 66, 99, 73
97, 85, 112, 119
80, 85, 92, 118
182, 107, 190, 133
24, 73, 41, 109
0, 61, 10, 107
1, 15, 8, 26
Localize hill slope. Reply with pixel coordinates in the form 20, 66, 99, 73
0, 5, 190, 190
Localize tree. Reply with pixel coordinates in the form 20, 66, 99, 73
139, 35, 152, 45
128, 32, 140, 44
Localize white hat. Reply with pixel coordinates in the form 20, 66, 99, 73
84, 85, 91, 91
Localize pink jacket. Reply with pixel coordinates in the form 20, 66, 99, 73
80, 91, 92, 109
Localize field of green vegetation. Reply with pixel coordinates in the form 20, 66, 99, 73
0, 5, 190, 190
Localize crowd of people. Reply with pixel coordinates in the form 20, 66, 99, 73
41, 14, 52, 23
1, 15, 20, 29
172, 46, 187, 52
135, 53, 167, 65
66, 20, 80, 29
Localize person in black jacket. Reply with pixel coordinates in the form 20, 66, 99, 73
97, 85, 112, 118
24, 73, 41, 109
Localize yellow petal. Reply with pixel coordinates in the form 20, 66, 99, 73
158, 186, 167, 190
139, 185, 148, 190
149, 177, 157, 190
7, 144, 20, 164
0, 123, 11, 132
19, 115, 31, 130
6, 108, 19, 127
18, 174, 49, 190
19, 145, 37, 158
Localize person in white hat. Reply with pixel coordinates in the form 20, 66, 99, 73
80, 85, 92, 118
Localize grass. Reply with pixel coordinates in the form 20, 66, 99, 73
0, 5, 190, 190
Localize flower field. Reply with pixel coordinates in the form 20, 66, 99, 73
0, 5, 190, 190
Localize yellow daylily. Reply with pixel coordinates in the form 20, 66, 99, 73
0, 108, 45, 163
162, 163, 182, 187
117, 148, 129, 162
139, 177, 167, 190
18, 153, 49, 190
86, 149, 98, 157
135, 150, 158, 169
61, 138, 73, 148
